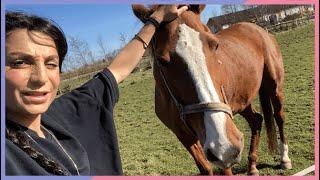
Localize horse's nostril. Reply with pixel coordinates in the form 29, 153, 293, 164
206, 149, 219, 162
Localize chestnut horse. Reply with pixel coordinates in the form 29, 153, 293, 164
132, 5, 292, 175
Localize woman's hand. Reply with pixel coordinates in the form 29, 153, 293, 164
150, 5, 189, 24
108, 5, 188, 84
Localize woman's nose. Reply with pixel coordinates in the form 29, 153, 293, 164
29, 63, 48, 87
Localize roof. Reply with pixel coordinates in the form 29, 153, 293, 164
207, 5, 304, 26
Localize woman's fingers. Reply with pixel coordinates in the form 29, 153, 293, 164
163, 5, 188, 22
177, 5, 189, 16
152, 5, 189, 23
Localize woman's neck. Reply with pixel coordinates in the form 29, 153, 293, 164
6, 112, 46, 138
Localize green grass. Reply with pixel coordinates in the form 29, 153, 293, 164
59, 23, 315, 175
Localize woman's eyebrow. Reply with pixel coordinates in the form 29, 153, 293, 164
46, 55, 59, 60
6, 52, 34, 59
7, 52, 58, 60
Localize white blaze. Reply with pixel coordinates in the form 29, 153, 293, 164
175, 24, 232, 164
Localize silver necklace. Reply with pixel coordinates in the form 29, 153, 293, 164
23, 126, 80, 175
40, 125, 80, 175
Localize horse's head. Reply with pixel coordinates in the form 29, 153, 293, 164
133, 5, 244, 169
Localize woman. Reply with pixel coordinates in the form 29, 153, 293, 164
5, 5, 188, 175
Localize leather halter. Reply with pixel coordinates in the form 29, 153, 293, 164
154, 57, 233, 120
150, 32, 233, 124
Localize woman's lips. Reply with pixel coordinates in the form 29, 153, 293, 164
21, 91, 49, 104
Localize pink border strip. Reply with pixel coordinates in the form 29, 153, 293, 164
246, 0, 317, 4
92, 176, 317, 180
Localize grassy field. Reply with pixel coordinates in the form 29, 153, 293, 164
59, 23, 315, 175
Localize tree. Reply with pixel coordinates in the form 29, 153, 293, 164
220, 4, 245, 23
119, 32, 128, 48
240, 5, 257, 10
221, 4, 242, 15
68, 36, 95, 67
97, 35, 109, 61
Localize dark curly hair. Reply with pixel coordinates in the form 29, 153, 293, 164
6, 11, 68, 72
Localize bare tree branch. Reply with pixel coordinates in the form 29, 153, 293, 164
68, 36, 94, 68
119, 32, 128, 48
97, 35, 109, 61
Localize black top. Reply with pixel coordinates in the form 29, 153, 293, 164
6, 69, 123, 175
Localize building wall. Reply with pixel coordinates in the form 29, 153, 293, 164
285, 7, 301, 16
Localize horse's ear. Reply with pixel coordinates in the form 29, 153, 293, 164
189, 4, 206, 14
132, 4, 153, 23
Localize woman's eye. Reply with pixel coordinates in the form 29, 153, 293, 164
10, 60, 29, 68
46, 63, 58, 69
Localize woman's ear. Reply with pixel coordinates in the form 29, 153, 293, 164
132, 5, 153, 23
188, 5, 206, 14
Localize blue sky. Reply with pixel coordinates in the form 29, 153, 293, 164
5, 4, 221, 70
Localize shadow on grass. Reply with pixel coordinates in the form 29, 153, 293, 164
229, 163, 282, 175
257, 163, 282, 170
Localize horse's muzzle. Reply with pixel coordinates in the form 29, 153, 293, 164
205, 147, 242, 169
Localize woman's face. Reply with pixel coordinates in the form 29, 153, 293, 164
6, 29, 60, 119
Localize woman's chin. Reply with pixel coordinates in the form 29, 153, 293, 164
21, 104, 50, 116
